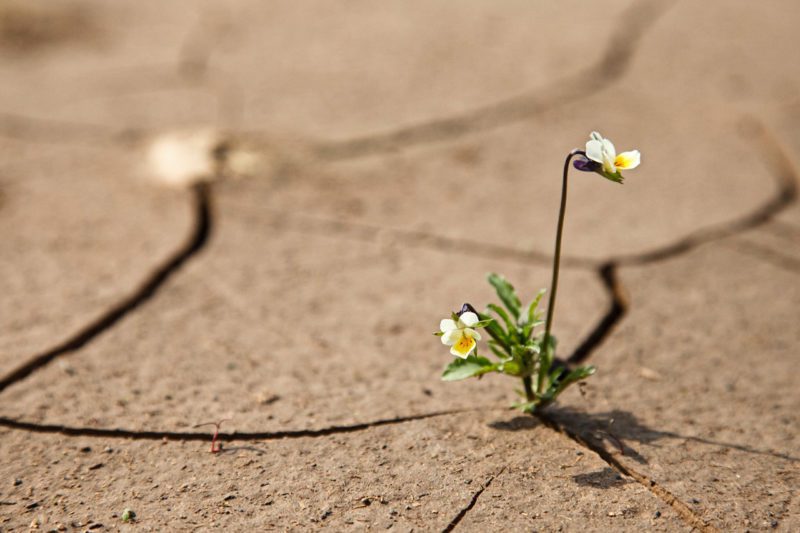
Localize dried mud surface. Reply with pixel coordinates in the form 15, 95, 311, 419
2, 0, 799, 531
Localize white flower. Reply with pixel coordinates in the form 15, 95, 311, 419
585, 131, 640, 175
440, 312, 482, 358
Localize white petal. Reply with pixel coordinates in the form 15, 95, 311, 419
464, 328, 481, 341
601, 138, 616, 161
590, 131, 603, 141
586, 140, 604, 163
459, 312, 479, 327
440, 319, 457, 332
442, 329, 461, 346
616, 150, 641, 170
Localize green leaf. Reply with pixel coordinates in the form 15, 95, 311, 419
487, 304, 515, 333
550, 365, 596, 398
479, 311, 510, 350
526, 288, 547, 325
524, 343, 541, 356
597, 169, 624, 183
472, 318, 494, 328
511, 400, 539, 413
487, 273, 521, 319
536, 334, 557, 392
441, 355, 498, 381
488, 341, 510, 359
539, 334, 556, 375
498, 360, 522, 376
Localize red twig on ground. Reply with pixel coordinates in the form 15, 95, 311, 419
193, 418, 231, 453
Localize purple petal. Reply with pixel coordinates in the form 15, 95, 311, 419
460, 303, 478, 316
573, 156, 600, 172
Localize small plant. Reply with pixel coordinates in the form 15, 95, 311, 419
436, 132, 640, 413
193, 418, 231, 453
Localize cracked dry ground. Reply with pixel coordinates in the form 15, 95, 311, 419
1, 1, 799, 531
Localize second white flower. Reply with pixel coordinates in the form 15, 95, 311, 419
440, 312, 482, 358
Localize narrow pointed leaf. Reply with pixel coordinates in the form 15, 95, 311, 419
487, 304, 515, 333
478, 311, 509, 349
487, 273, 521, 319
488, 341, 510, 359
526, 288, 547, 325
551, 365, 596, 397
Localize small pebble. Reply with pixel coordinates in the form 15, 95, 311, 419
14, 478, 22, 486
690, 498, 701, 504
654, 511, 661, 519
80, 447, 92, 453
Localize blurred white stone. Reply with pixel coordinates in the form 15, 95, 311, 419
146, 129, 220, 188
146, 129, 265, 188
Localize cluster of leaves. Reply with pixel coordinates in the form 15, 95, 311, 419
442, 273, 595, 412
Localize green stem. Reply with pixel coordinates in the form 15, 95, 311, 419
540, 149, 579, 393
522, 376, 535, 402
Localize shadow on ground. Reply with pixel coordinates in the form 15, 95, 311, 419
489, 408, 799, 466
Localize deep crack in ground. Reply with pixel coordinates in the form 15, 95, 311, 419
536, 412, 720, 533
441, 468, 504, 533
0, 182, 212, 394
0, 409, 466, 442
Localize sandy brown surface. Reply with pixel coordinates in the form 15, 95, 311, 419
2, 0, 799, 531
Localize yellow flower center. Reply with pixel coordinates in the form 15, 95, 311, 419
615, 154, 632, 169
454, 334, 476, 356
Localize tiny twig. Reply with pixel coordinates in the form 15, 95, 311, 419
193, 418, 231, 453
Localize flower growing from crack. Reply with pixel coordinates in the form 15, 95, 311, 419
439, 311, 482, 358
574, 131, 640, 183
435, 130, 637, 413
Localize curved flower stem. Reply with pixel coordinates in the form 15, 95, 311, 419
539, 149, 581, 394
